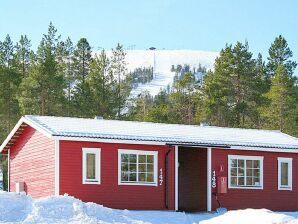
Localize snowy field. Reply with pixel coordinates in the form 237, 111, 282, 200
1, 191, 298, 224
104, 49, 218, 97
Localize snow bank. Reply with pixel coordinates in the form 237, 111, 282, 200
200, 209, 295, 224
1, 191, 298, 224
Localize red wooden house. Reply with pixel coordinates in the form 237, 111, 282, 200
1, 115, 298, 212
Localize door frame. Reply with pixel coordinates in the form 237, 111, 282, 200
174, 146, 212, 212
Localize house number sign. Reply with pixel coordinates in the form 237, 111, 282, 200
159, 168, 163, 186
212, 170, 216, 188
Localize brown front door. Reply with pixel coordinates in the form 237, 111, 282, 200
178, 147, 207, 211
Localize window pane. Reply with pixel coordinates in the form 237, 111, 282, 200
129, 154, 137, 163
238, 177, 245, 186
121, 172, 128, 181
231, 177, 237, 186
138, 173, 146, 182
138, 155, 146, 163
246, 169, 252, 176
253, 160, 260, 168
129, 172, 136, 181
238, 160, 244, 168
253, 178, 260, 186
231, 168, 237, 176
246, 177, 253, 185
147, 155, 154, 163
121, 154, 129, 162
121, 163, 128, 172
129, 163, 137, 172
147, 164, 154, 172
231, 159, 237, 168
281, 162, 289, 186
138, 164, 146, 172
246, 160, 253, 168
253, 169, 260, 177
238, 168, 244, 176
86, 153, 96, 179
147, 173, 154, 182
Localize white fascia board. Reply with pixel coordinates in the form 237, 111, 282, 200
23, 117, 54, 139
0, 117, 54, 153
53, 136, 167, 146
229, 146, 298, 153
0, 118, 25, 153
54, 139, 60, 195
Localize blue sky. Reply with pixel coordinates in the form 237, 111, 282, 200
1, 0, 298, 63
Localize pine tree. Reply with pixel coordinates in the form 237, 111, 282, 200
200, 45, 234, 126
267, 35, 297, 77
0, 35, 21, 139
111, 43, 127, 117
260, 64, 297, 133
146, 91, 170, 123
18, 22, 65, 115
170, 72, 199, 124
88, 50, 115, 117
72, 38, 93, 117
15, 35, 32, 78
74, 38, 92, 83
200, 42, 264, 128
56, 37, 75, 116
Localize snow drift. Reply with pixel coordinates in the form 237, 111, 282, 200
1, 191, 298, 224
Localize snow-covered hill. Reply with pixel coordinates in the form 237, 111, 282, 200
101, 49, 218, 98
124, 49, 218, 97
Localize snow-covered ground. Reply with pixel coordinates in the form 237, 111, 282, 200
1, 191, 298, 224
105, 49, 218, 97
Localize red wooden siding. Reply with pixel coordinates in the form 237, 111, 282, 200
212, 148, 298, 211
9, 126, 55, 198
59, 141, 175, 210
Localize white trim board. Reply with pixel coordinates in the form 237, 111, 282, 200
54, 136, 167, 146
229, 146, 298, 153
82, 148, 101, 185
175, 145, 179, 211
54, 140, 60, 195
207, 147, 212, 212
7, 149, 10, 192
278, 157, 292, 191
228, 155, 264, 190
117, 149, 158, 186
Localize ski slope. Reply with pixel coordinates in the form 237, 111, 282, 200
101, 49, 218, 98
124, 50, 218, 97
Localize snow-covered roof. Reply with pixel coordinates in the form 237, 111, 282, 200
9, 115, 297, 150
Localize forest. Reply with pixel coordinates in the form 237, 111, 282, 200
0, 22, 297, 149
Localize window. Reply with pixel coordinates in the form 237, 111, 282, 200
228, 155, 263, 189
278, 157, 292, 190
82, 148, 101, 184
118, 149, 158, 186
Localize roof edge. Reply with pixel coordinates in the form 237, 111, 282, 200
0, 116, 54, 153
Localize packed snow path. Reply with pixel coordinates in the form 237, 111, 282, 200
1, 191, 298, 224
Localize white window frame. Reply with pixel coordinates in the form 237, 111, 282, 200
118, 149, 158, 186
228, 155, 264, 189
278, 157, 292, 191
82, 148, 101, 184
